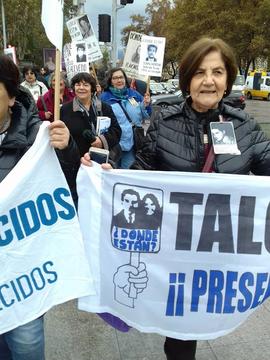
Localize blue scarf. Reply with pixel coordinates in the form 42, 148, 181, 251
109, 86, 128, 100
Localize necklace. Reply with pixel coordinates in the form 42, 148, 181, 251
0, 111, 11, 134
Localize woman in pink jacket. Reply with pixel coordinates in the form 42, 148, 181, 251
37, 72, 74, 121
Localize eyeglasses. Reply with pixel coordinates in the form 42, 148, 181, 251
112, 76, 125, 81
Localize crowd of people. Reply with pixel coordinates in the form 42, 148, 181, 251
2, 35, 270, 360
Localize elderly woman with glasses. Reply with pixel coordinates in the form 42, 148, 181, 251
20, 65, 48, 103
100, 67, 151, 169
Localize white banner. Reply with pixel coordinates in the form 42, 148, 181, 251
138, 35, 166, 77
77, 165, 270, 340
42, 0, 63, 51
0, 123, 94, 334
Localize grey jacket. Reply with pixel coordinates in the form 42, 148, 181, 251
132, 99, 270, 176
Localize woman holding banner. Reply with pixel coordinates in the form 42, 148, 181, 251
101, 67, 151, 169
81, 38, 270, 360
129, 38, 270, 360
0, 55, 80, 360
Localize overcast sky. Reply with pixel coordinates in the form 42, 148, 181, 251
84, 1, 150, 47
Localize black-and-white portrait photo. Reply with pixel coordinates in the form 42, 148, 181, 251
145, 44, 158, 62
78, 15, 93, 39
210, 122, 236, 145
112, 189, 140, 229
131, 44, 141, 64
76, 43, 87, 63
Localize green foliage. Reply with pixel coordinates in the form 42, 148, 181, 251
121, 0, 270, 77
0, 0, 73, 66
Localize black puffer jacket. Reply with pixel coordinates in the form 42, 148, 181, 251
132, 99, 270, 175
0, 87, 80, 201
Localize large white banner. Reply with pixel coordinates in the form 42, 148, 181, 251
77, 165, 270, 340
42, 0, 63, 51
0, 123, 94, 334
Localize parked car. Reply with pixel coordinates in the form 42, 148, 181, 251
161, 82, 176, 94
167, 78, 179, 89
151, 89, 246, 109
232, 74, 245, 91
150, 82, 167, 95
151, 90, 184, 107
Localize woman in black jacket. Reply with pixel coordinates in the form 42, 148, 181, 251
0, 56, 80, 359
60, 72, 121, 158
131, 38, 270, 360
60, 73, 121, 204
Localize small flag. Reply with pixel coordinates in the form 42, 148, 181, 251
41, 0, 63, 51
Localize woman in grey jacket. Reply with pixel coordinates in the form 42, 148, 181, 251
131, 38, 270, 360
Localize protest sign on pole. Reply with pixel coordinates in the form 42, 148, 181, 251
0, 123, 94, 334
122, 31, 144, 79
63, 42, 89, 83
66, 15, 103, 65
138, 35, 166, 77
77, 165, 270, 340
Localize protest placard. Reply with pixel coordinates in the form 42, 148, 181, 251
138, 35, 166, 77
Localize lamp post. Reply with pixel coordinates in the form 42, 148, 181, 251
1, 0, 7, 49
111, 0, 124, 67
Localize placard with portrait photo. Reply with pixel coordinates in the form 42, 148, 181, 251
210, 122, 240, 155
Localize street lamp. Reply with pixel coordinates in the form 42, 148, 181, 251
111, 0, 125, 67
1, 0, 7, 49
111, 0, 133, 66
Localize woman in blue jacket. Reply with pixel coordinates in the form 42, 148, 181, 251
101, 68, 151, 168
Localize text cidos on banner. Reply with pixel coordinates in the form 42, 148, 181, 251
0, 187, 75, 246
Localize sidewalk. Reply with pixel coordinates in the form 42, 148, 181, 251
45, 298, 270, 360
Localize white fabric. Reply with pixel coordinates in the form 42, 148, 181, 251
0, 123, 94, 334
77, 165, 270, 340
42, 0, 63, 50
